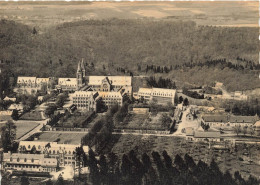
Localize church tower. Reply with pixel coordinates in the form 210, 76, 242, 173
81, 58, 86, 78
77, 60, 83, 90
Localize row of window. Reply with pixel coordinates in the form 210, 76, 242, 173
6, 164, 39, 168
10, 158, 34, 163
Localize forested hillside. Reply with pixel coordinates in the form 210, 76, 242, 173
0, 19, 259, 91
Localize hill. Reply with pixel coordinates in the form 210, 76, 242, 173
0, 19, 259, 92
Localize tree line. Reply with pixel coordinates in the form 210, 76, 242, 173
146, 76, 176, 89
42, 150, 259, 185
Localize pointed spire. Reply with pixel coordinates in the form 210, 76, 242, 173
77, 60, 82, 72
81, 58, 86, 70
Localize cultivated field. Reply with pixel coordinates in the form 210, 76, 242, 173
117, 112, 169, 130
36, 132, 86, 144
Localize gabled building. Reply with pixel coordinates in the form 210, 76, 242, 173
2, 152, 57, 173
87, 76, 132, 96
17, 77, 37, 88
98, 91, 123, 108
186, 126, 221, 142
18, 141, 89, 167
57, 78, 77, 91
72, 91, 100, 111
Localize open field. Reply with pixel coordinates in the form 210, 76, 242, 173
109, 134, 260, 179
0, 121, 40, 140
35, 132, 86, 144
15, 121, 40, 139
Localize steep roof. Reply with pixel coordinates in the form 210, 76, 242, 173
36, 78, 49, 83
151, 88, 176, 97
202, 114, 228, 122
88, 76, 132, 86
58, 78, 77, 86
98, 91, 123, 98
229, 115, 257, 123
72, 91, 98, 97
3, 152, 57, 167
17, 77, 36, 83
194, 131, 220, 138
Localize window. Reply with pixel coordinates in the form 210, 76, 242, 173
31, 158, 34, 163
17, 158, 20, 162
24, 158, 27, 162
10, 157, 13, 162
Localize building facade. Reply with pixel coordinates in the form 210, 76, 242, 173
72, 91, 99, 111
202, 114, 258, 128
138, 87, 177, 105
18, 141, 89, 168
2, 152, 57, 173
57, 78, 77, 91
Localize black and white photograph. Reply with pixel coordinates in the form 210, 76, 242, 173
0, 1, 259, 185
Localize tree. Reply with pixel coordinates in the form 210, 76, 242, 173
45, 179, 53, 185
233, 125, 241, 136
96, 99, 108, 113
45, 104, 57, 117
88, 148, 100, 185
142, 153, 151, 173
179, 96, 183, 104
30, 145, 37, 154
55, 175, 64, 185
75, 146, 87, 178
242, 126, 247, 136
11, 109, 19, 120
183, 98, 189, 106
162, 150, 172, 169
99, 154, 108, 184
1, 120, 16, 152
21, 174, 29, 185
174, 154, 186, 170
249, 127, 255, 137
32, 27, 37, 35
184, 153, 196, 170
160, 113, 172, 129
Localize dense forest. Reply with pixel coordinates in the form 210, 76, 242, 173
0, 18, 259, 92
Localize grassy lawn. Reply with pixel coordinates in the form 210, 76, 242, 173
15, 121, 40, 139
109, 134, 260, 179
20, 110, 43, 121
35, 132, 86, 144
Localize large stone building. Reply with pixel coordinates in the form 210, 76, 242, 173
18, 141, 89, 167
2, 152, 57, 173
16, 77, 50, 94
56, 78, 78, 91
72, 90, 123, 111
137, 87, 177, 105
72, 91, 100, 111
98, 91, 123, 108
72, 59, 131, 110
